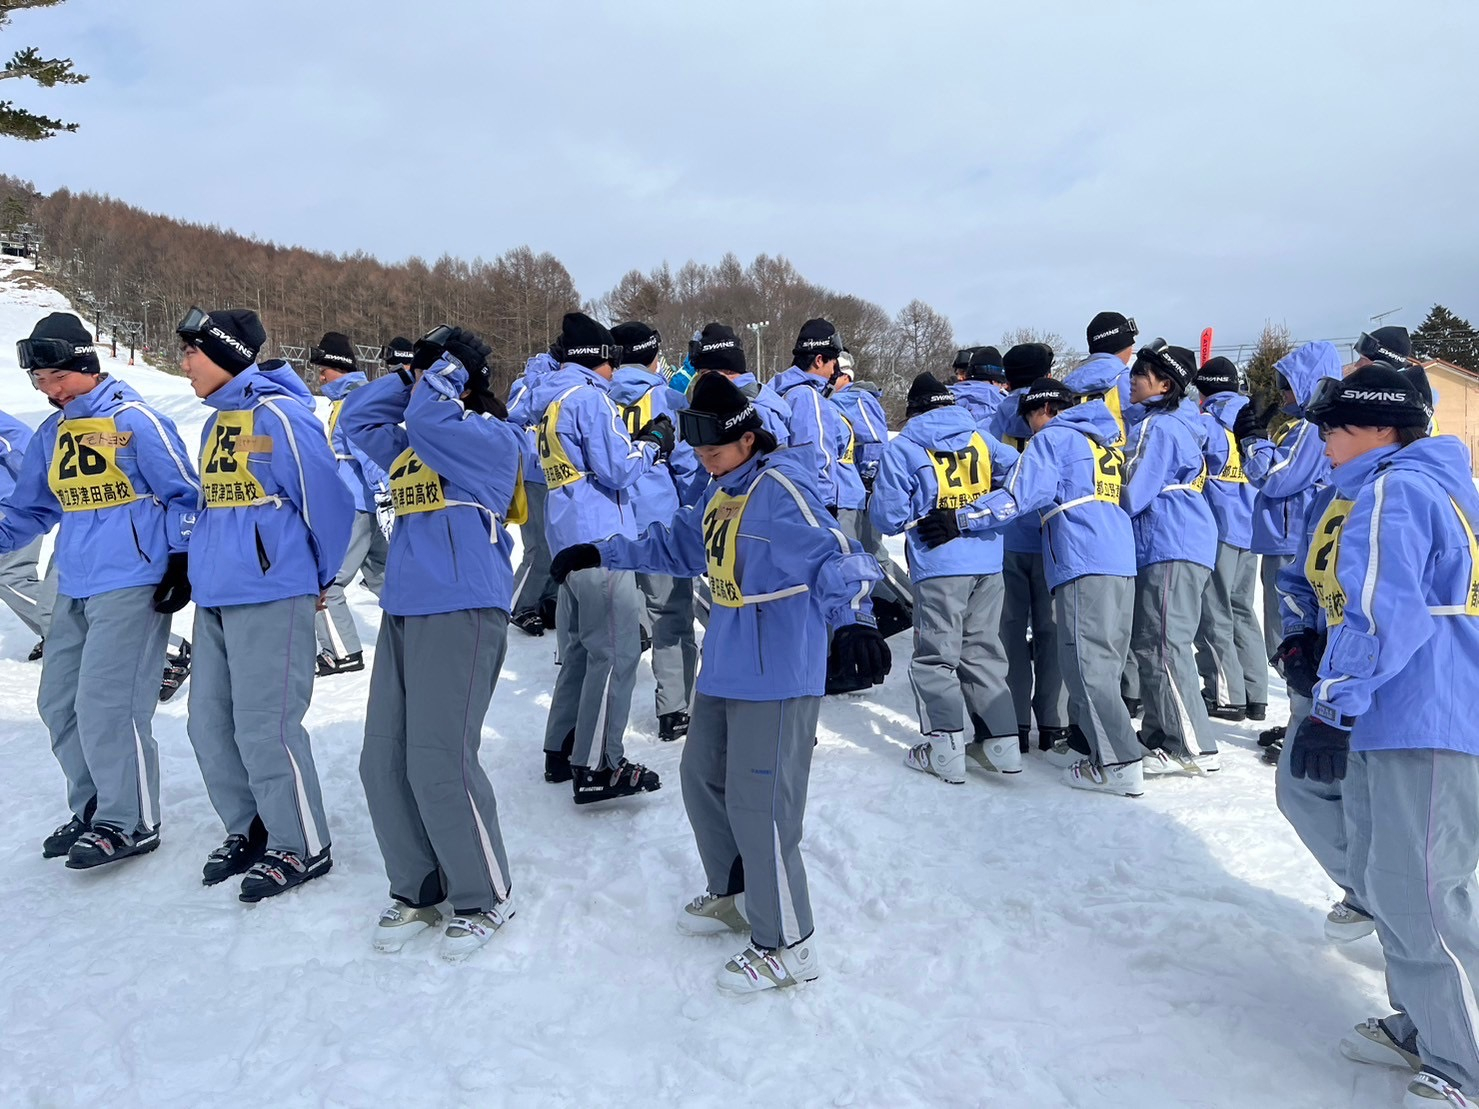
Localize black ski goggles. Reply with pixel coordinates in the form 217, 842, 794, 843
1355, 331, 1413, 366
176, 306, 212, 344
381, 343, 415, 366
678, 405, 755, 447
17, 336, 92, 371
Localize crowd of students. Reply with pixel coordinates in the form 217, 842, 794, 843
6, 304, 1478, 1104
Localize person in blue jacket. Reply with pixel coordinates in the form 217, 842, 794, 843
2, 312, 199, 867
990, 343, 1070, 753
948, 346, 1008, 431
951, 379, 1144, 797
340, 325, 522, 962
533, 312, 672, 803
309, 331, 389, 675
772, 318, 849, 512
871, 373, 1020, 783
506, 346, 562, 636
1064, 311, 1138, 445
1192, 357, 1267, 723
1235, 340, 1341, 747
550, 371, 889, 993
1121, 342, 1220, 773
1287, 363, 1479, 1109
0, 407, 52, 653
177, 307, 354, 901
609, 319, 700, 743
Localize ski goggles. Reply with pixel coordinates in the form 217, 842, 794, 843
381, 343, 415, 367
1129, 337, 1169, 377
176, 306, 213, 344
1354, 331, 1413, 366
17, 336, 93, 371
677, 404, 757, 447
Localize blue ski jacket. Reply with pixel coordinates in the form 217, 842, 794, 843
0, 377, 198, 600
189, 361, 354, 608
958, 399, 1136, 591
830, 383, 889, 482
1064, 352, 1132, 444
608, 365, 704, 529
988, 386, 1042, 555
1243, 342, 1341, 556
1310, 436, 1479, 756
506, 352, 560, 487
870, 405, 1018, 579
1198, 392, 1255, 550
341, 359, 524, 617
0, 408, 34, 501
773, 366, 846, 507
1121, 398, 1219, 570
321, 372, 387, 513
730, 373, 792, 447
526, 362, 661, 553
949, 380, 1004, 432
597, 446, 880, 702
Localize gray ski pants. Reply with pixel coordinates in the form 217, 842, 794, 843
1197, 544, 1269, 707
1001, 549, 1069, 731
1131, 560, 1216, 757
636, 572, 697, 718
188, 596, 330, 858
684, 692, 819, 951
315, 511, 386, 657
38, 586, 167, 832
361, 608, 512, 912
908, 573, 1014, 738
1055, 574, 1143, 766
0, 537, 52, 638
1346, 748, 1479, 1091
512, 482, 558, 617
1275, 692, 1362, 906
836, 507, 904, 608
1260, 553, 1294, 659
543, 566, 643, 769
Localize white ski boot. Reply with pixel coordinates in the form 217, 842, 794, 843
905, 733, 966, 784
1340, 1017, 1421, 1072
678, 892, 749, 936
717, 937, 821, 994
372, 902, 443, 953
1044, 739, 1084, 768
1063, 758, 1144, 798
966, 735, 1022, 775
1141, 748, 1202, 777
1193, 750, 1221, 773
1405, 1068, 1473, 1107
439, 898, 515, 962
1326, 900, 1377, 942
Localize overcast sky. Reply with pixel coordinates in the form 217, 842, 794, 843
6, 0, 1478, 356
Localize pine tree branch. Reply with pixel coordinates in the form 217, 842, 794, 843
0, 98, 76, 139
2, 46, 86, 86
0, 0, 67, 29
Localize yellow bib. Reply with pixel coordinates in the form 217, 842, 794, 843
1104, 387, 1126, 447
1212, 428, 1247, 484
927, 432, 993, 510
201, 411, 271, 508
703, 491, 748, 607
621, 390, 654, 439
1306, 496, 1354, 625
326, 397, 343, 442
537, 388, 585, 490
387, 447, 445, 516
506, 461, 529, 527
1003, 434, 1025, 451
1190, 461, 1209, 493
1447, 497, 1479, 615
49, 418, 139, 512
1088, 440, 1124, 503
839, 415, 856, 465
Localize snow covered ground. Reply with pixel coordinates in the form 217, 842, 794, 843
0, 258, 1404, 1107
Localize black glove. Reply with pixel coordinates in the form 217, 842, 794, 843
443, 326, 491, 377
1289, 716, 1350, 783
633, 415, 675, 461
830, 622, 892, 687
1233, 402, 1270, 444
915, 506, 962, 549
825, 505, 840, 520
152, 552, 191, 614
550, 544, 601, 584
410, 329, 449, 372
1273, 628, 1325, 699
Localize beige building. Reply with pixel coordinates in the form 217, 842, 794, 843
1425, 359, 1479, 474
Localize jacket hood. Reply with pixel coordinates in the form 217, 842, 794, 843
1275, 341, 1343, 408
1052, 398, 1122, 446
320, 371, 368, 401
949, 380, 1002, 404
609, 365, 665, 405
1377, 436, 1479, 517
773, 366, 826, 396
1200, 391, 1248, 427
902, 405, 977, 451
204, 360, 316, 412
1064, 351, 1129, 395
62, 375, 145, 418
528, 362, 609, 416
524, 351, 559, 379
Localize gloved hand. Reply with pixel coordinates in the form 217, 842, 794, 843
830, 622, 892, 687
1273, 628, 1325, 699
915, 506, 962, 549
152, 552, 192, 614
551, 544, 601, 584
1233, 402, 1270, 444
1289, 716, 1350, 783
443, 327, 491, 376
633, 414, 675, 461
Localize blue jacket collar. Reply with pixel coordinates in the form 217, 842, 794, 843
1329, 443, 1400, 498
321, 371, 368, 400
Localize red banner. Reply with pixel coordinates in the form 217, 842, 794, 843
1199, 327, 1214, 367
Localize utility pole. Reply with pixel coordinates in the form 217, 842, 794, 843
747, 320, 770, 380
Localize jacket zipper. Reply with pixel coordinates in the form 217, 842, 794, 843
254, 525, 272, 573
130, 518, 152, 564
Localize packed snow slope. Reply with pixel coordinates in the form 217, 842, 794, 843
0, 258, 1403, 1108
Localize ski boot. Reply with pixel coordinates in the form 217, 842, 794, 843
159, 637, 192, 703
315, 649, 364, 677
202, 816, 268, 886
238, 847, 333, 902
572, 759, 661, 805
510, 609, 545, 638
440, 899, 516, 962
905, 733, 966, 784
679, 892, 749, 936
42, 798, 95, 859
544, 730, 575, 783
718, 937, 820, 994
65, 823, 161, 869
659, 711, 690, 743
